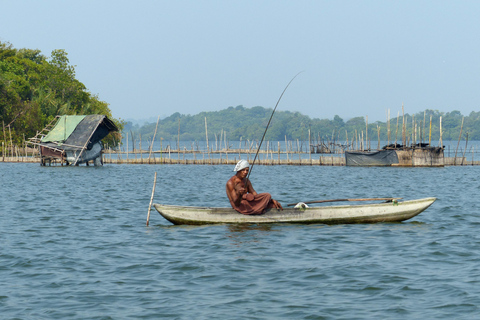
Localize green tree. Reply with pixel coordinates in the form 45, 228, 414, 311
0, 41, 123, 146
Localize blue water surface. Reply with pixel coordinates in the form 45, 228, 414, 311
1, 163, 479, 319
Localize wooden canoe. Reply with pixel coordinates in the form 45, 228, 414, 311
153, 197, 436, 225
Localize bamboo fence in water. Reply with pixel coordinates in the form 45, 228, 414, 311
2, 138, 480, 166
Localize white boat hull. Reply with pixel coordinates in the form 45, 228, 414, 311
154, 197, 436, 225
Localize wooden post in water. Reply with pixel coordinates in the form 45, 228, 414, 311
22, 135, 26, 162
472, 146, 475, 165
160, 138, 163, 162
224, 131, 228, 163
377, 125, 380, 150
238, 137, 242, 160
117, 143, 121, 163
126, 132, 129, 161
297, 139, 301, 162
2, 121, 5, 160
308, 128, 312, 164
454, 117, 464, 165
354, 130, 357, 151
439, 116, 443, 148
146, 172, 157, 226
149, 116, 160, 163
345, 130, 349, 151
139, 134, 143, 164
205, 117, 210, 160
402, 104, 406, 147
265, 142, 269, 164
412, 115, 415, 147
461, 133, 468, 165
387, 109, 390, 146
278, 141, 280, 163
361, 131, 364, 151
428, 115, 432, 146
9, 125, 13, 158
395, 111, 399, 147
285, 135, 289, 162
365, 115, 368, 151
423, 111, 426, 145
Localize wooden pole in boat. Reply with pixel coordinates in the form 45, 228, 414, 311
146, 171, 158, 226
246, 72, 302, 181
287, 197, 402, 207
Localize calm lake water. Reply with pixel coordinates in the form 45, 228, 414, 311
1, 162, 480, 319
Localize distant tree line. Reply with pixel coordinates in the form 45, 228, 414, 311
0, 41, 123, 147
124, 106, 479, 144
3, 39, 473, 148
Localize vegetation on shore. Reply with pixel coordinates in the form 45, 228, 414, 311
125, 106, 479, 144
0, 41, 123, 147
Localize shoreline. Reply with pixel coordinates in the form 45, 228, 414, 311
2, 156, 479, 166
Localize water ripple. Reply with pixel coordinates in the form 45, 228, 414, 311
2, 163, 480, 319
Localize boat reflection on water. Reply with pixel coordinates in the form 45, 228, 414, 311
226, 224, 275, 247
227, 223, 274, 233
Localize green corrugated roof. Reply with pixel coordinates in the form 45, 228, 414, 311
41, 115, 86, 143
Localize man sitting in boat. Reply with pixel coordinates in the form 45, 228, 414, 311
226, 160, 283, 215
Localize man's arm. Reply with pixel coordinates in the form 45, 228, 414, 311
226, 179, 243, 207
245, 179, 257, 196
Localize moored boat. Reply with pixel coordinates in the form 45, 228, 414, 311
153, 197, 436, 225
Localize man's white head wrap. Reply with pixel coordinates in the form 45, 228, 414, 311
234, 159, 250, 172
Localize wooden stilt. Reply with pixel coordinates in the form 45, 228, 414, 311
146, 171, 158, 226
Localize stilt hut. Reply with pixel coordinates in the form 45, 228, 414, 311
30, 115, 118, 166
345, 145, 444, 167
345, 149, 399, 166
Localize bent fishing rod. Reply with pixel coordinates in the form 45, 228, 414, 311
246, 71, 303, 184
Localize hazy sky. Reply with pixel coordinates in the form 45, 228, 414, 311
1, 0, 479, 122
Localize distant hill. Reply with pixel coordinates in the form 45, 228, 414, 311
123, 106, 480, 143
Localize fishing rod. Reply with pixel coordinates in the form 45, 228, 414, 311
246, 71, 303, 183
